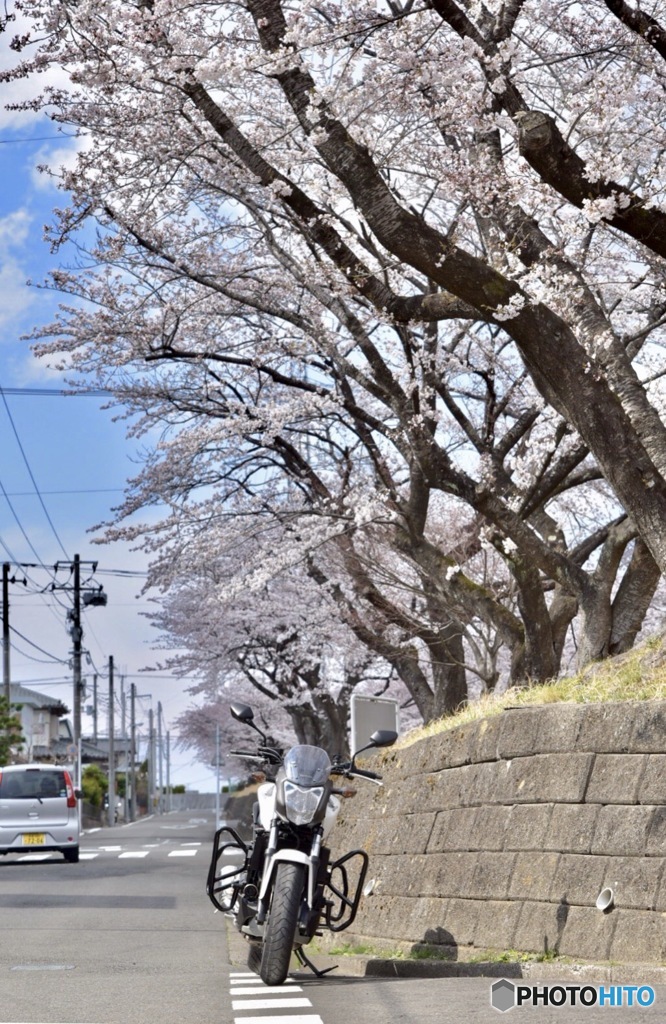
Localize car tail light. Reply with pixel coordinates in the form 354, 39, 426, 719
64, 770, 77, 809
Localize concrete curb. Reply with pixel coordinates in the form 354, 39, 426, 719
223, 917, 666, 985
306, 956, 666, 985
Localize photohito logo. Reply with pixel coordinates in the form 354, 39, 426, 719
490, 980, 656, 1012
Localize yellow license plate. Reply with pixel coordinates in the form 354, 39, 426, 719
22, 833, 46, 846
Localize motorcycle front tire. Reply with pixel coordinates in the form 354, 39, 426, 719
260, 861, 305, 986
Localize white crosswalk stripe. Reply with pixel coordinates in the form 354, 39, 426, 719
78, 843, 203, 859
228, 969, 323, 1024
230, 986, 303, 995
13, 842, 203, 861
233, 1018, 323, 1024
231, 998, 312, 1011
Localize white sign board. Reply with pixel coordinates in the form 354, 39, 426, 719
350, 695, 400, 755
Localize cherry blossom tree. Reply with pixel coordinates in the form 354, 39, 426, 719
148, 528, 403, 755
5, 0, 666, 723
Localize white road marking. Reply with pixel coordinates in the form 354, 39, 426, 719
231, 998, 312, 1011
230, 985, 303, 995
79, 852, 99, 860
17, 854, 53, 861
168, 849, 198, 857
233, 1017, 323, 1024
228, 974, 293, 983
119, 851, 150, 859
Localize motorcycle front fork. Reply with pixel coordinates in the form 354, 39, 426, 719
256, 823, 324, 925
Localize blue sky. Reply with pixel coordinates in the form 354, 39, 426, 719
0, 40, 216, 791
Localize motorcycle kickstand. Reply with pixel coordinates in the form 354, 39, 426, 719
294, 946, 338, 978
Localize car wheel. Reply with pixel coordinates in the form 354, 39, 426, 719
63, 847, 79, 863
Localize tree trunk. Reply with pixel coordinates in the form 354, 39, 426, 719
429, 625, 468, 717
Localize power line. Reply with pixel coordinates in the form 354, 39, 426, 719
0, 476, 47, 565
3, 488, 123, 496
0, 387, 111, 396
0, 528, 21, 565
97, 568, 148, 578
0, 387, 70, 559
5, 676, 71, 685
0, 135, 83, 145
9, 624, 68, 664
3, 560, 147, 578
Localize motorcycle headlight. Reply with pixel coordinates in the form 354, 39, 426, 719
283, 782, 325, 825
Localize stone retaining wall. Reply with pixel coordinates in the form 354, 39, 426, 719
327, 702, 666, 964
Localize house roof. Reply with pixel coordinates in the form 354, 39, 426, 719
9, 684, 69, 717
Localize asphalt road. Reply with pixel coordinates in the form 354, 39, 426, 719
0, 809, 224, 1024
1, 809, 665, 1024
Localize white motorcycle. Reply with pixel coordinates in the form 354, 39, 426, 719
206, 702, 397, 985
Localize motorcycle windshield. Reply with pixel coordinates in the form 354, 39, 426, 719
283, 745, 332, 787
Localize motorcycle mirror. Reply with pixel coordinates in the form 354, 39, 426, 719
369, 729, 398, 748
230, 703, 255, 724
351, 728, 399, 766
230, 702, 268, 743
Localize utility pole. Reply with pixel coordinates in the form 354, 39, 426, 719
148, 706, 155, 815
120, 676, 126, 740
130, 683, 136, 822
54, 553, 107, 757
215, 720, 220, 831
108, 655, 115, 827
166, 730, 171, 813
121, 678, 129, 824
92, 673, 98, 743
157, 701, 164, 815
72, 554, 83, 750
2, 563, 9, 710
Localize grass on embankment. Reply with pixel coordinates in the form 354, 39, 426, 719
396, 632, 666, 750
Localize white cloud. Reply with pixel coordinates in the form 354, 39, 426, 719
0, 208, 35, 332
30, 141, 83, 191
0, 11, 72, 132
12, 350, 68, 384
0, 257, 33, 331
0, 208, 31, 254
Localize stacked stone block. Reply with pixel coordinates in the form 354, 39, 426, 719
329, 701, 666, 964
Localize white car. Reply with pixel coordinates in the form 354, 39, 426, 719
0, 764, 81, 862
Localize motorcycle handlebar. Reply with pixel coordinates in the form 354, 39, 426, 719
232, 751, 383, 782
351, 767, 383, 782
230, 747, 283, 765
331, 764, 384, 785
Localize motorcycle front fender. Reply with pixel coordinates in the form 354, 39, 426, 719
259, 849, 314, 908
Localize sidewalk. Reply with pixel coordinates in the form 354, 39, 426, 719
223, 917, 666, 986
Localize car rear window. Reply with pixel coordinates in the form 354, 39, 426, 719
0, 769, 67, 799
